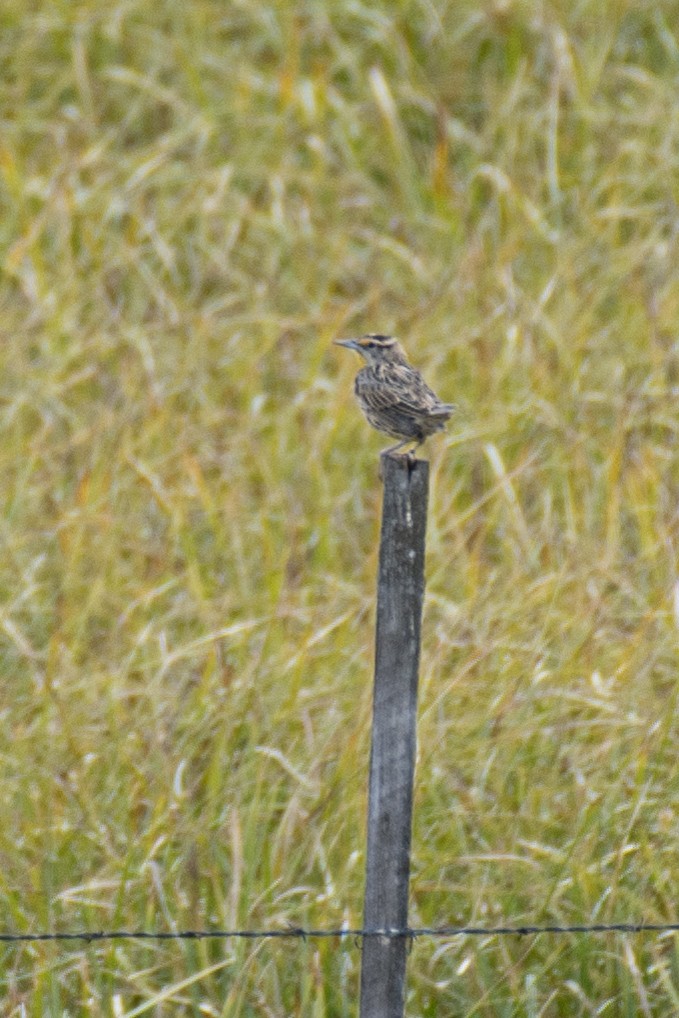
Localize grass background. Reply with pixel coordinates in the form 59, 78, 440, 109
2, 0, 679, 1013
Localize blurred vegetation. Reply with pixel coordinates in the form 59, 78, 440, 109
2, 0, 679, 1013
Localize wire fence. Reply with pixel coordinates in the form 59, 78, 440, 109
3, 921, 679, 944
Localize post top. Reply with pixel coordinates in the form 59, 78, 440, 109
379, 452, 429, 482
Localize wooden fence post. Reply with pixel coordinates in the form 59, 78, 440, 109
359, 454, 429, 1018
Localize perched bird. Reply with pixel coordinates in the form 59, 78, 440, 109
334, 333, 455, 455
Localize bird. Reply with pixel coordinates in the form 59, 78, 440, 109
334, 333, 455, 455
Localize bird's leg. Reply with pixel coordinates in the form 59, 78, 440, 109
382, 438, 413, 456
406, 437, 425, 467
381, 438, 425, 476
379, 439, 412, 480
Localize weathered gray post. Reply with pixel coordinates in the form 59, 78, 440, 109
359, 454, 429, 1018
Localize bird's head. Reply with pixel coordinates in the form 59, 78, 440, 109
334, 333, 403, 365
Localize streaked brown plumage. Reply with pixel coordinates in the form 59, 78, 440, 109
334, 333, 455, 455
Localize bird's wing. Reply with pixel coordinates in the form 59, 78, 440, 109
357, 368, 452, 416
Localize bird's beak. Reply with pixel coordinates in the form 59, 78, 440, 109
333, 338, 360, 351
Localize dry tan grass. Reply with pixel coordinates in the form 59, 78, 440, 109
2, 0, 679, 1013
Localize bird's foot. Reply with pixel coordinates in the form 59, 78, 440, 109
379, 445, 421, 478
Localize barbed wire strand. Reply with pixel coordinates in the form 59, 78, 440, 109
2, 922, 679, 944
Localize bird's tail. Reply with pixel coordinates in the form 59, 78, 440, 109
432, 403, 457, 418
